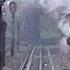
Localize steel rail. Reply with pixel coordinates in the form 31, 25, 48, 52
18, 46, 35, 70
39, 45, 42, 70
47, 47, 55, 70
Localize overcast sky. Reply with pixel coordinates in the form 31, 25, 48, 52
39, 0, 70, 13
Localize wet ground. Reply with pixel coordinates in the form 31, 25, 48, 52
3, 45, 70, 70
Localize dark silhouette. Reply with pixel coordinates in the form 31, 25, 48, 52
67, 37, 70, 46
0, 1, 6, 69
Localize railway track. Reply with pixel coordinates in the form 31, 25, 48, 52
42, 47, 54, 70
4, 45, 70, 70
20, 46, 55, 70
17, 45, 34, 70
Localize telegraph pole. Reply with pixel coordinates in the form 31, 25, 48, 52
11, 13, 15, 56
9, 1, 17, 56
